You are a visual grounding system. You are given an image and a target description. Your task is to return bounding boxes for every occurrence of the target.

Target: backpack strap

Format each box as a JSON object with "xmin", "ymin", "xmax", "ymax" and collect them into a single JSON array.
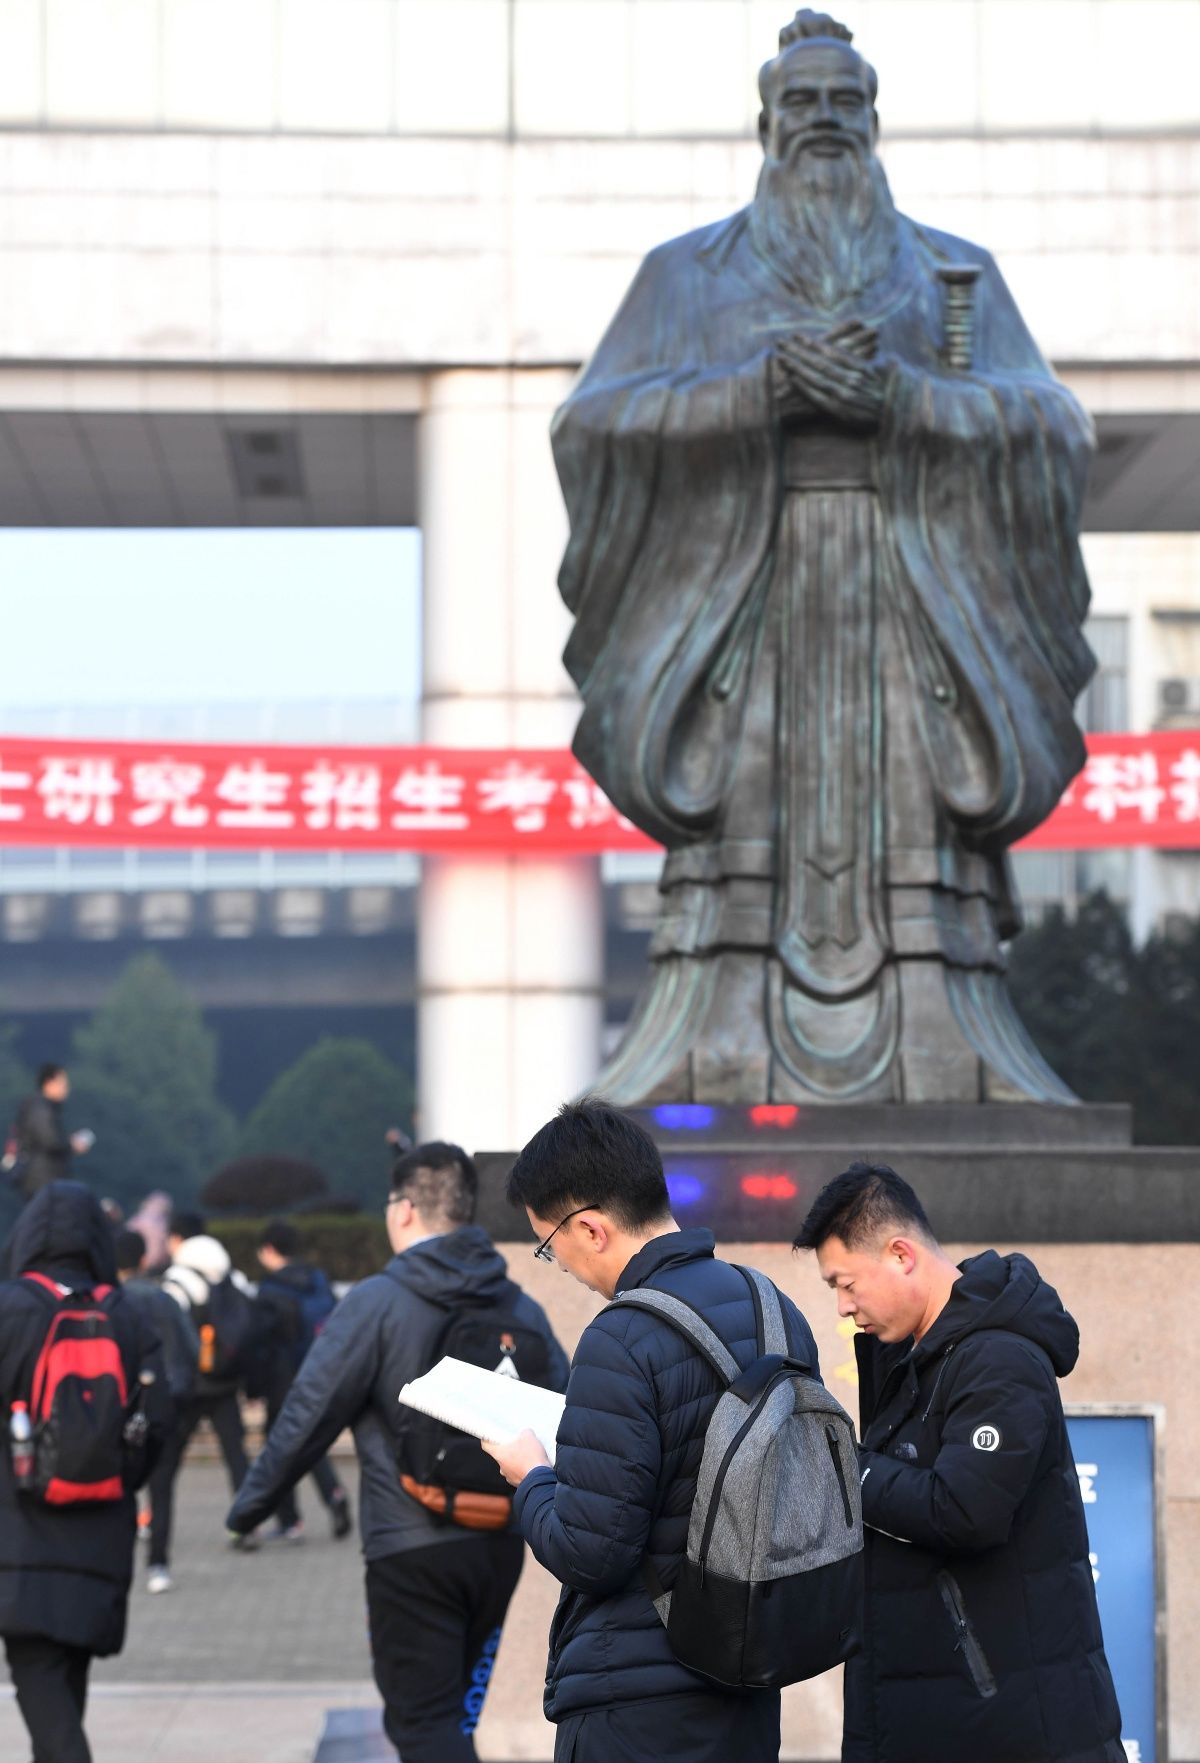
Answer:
[
  {"xmin": 604, "ymin": 1289, "xmax": 741, "ymax": 1385},
  {"xmin": 735, "ymin": 1265, "xmax": 800, "ymax": 1362}
]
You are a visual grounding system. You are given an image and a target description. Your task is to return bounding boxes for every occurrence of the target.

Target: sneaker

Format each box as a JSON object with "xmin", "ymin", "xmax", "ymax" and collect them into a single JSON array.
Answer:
[
  {"xmin": 147, "ymin": 1569, "xmax": 173, "ymax": 1595},
  {"xmin": 330, "ymin": 1492, "xmax": 353, "ymax": 1541},
  {"xmin": 264, "ymin": 1521, "xmax": 305, "ymax": 1544},
  {"xmin": 227, "ymin": 1529, "xmax": 260, "ymax": 1553}
]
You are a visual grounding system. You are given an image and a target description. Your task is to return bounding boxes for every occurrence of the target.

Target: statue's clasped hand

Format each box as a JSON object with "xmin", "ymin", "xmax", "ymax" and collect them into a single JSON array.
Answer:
[{"xmin": 774, "ymin": 319, "xmax": 888, "ymax": 430}]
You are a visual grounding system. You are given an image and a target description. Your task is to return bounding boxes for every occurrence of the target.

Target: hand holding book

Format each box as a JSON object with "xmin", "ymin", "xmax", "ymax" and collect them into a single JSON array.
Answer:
[{"xmin": 481, "ymin": 1428, "xmax": 551, "ymax": 1487}]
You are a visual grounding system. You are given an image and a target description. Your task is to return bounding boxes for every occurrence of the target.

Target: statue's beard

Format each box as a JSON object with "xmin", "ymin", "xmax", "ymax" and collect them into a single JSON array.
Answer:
[{"xmin": 750, "ymin": 141, "xmax": 900, "ymax": 311}]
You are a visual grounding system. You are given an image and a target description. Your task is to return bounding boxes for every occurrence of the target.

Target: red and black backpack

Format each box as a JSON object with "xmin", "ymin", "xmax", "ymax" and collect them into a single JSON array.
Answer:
[{"xmin": 19, "ymin": 1273, "xmax": 129, "ymax": 1505}]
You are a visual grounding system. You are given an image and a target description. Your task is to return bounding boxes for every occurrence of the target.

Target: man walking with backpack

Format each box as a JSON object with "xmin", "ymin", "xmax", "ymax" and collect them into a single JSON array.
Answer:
[
  {"xmin": 114, "ymin": 1228, "xmax": 200, "ymax": 1593},
  {"xmin": 486, "ymin": 1101, "xmax": 839, "ymax": 1763},
  {"xmin": 253, "ymin": 1219, "xmax": 351, "ymax": 1542},
  {"xmin": 226, "ymin": 1141, "xmax": 569, "ymax": 1763},
  {"xmin": 0, "ymin": 1182, "xmax": 170, "ymax": 1763},
  {"xmin": 794, "ymin": 1161, "xmax": 1124, "ymax": 1763},
  {"xmin": 158, "ymin": 1212, "xmax": 257, "ymax": 1568}
]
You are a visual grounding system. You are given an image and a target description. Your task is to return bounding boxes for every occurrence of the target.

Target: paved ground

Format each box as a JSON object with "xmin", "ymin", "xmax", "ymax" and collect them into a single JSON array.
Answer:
[
  {"xmin": 101, "ymin": 1456, "xmax": 372, "ymax": 1683},
  {"xmin": 0, "ymin": 1456, "xmax": 381, "ymax": 1762},
  {"xmin": 0, "ymin": 1452, "xmax": 564, "ymax": 1761}
]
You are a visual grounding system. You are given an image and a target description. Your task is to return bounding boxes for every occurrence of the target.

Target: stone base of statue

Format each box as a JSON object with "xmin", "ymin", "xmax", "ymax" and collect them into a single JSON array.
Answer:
[
  {"xmin": 476, "ymin": 1102, "xmax": 1199, "ymax": 1245},
  {"xmin": 593, "ymin": 949, "xmax": 1074, "ymax": 1108}
]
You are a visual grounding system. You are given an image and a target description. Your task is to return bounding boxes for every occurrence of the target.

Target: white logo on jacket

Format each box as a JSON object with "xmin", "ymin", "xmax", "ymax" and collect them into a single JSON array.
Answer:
[{"xmin": 972, "ymin": 1424, "xmax": 1001, "ymax": 1452}]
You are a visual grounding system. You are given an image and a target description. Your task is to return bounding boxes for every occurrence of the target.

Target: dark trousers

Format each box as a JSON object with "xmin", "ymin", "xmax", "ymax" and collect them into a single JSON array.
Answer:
[
  {"xmin": 265, "ymin": 1376, "xmax": 345, "ymax": 1529},
  {"xmin": 553, "ymin": 1688, "xmax": 782, "ymax": 1763},
  {"xmin": 4, "ymin": 1635, "xmax": 93, "ymax": 1763},
  {"xmin": 147, "ymin": 1389, "xmax": 249, "ymax": 1568},
  {"xmin": 365, "ymin": 1535, "xmax": 524, "ymax": 1763}
]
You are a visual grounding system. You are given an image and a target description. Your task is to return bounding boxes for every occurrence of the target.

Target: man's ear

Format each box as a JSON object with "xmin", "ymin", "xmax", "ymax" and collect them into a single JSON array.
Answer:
[
  {"xmin": 871, "ymin": 107, "xmax": 880, "ymax": 145},
  {"xmin": 888, "ymin": 1235, "xmax": 920, "ymax": 1275},
  {"xmin": 580, "ymin": 1213, "xmax": 610, "ymax": 1256},
  {"xmin": 757, "ymin": 108, "xmax": 769, "ymax": 147}
]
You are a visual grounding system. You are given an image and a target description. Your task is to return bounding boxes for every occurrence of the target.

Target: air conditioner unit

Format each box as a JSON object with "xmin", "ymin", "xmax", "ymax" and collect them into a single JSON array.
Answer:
[{"xmin": 1157, "ymin": 677, "xmax": 1200, "ymax": 716}]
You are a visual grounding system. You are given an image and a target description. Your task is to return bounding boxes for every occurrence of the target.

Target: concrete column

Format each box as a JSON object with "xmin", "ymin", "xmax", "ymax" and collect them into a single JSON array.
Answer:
[{"xmin": 417, "ymin": 368, "xmax": 603, "ymax": 1151}]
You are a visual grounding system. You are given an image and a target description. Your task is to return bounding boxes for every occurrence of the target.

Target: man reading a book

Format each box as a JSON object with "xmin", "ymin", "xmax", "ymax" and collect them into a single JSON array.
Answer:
[
  {"xmin": 486, "ymin": 1101, "xmax": 818, "ymax": 1763},
  {"xmin": 227, "ymin": 1141, "xmax": 568, "ymax": 1763}
]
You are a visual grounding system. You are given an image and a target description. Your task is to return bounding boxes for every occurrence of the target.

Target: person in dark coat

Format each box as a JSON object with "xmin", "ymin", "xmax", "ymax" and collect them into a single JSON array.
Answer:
[
  {"xmin": 12, "ymin": 1063, "xmax": 92, "ymax": 1200},
  {"xmin": 227, "ymin": 1142, "xmax": 570, "ymax": 1763},
  {"xmin": 253, "ymin": 1218, "xmax": 351, "ymax": 1542},
  {"xmin": 0, "ymin": 1183, "xmax": 170, "ymax": 1763},
  {"xmin": 486, "ymin": 1101, "xmax": 819, "ymax": 1763},
  {"xmin": 114, "ymin": 1227, "xmax": 199, "ymax": 1595},
  {"xmin": 794, "ymin": 1161, "xmax": 1125, "ymax": 1763}
]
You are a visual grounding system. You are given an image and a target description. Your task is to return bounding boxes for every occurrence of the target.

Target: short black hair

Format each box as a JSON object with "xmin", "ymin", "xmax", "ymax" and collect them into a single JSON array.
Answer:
[
  {"xmin": 506, "ymin": 1100, "xmax": 671, "ymax": 1231},
  {"xmin": 169, "ymin": 1209, "xmax": 206, "ymax": 1242},
  {"xmin": 259, "ymin": 1218, "xmax": 299, "ymax": 1258},
  {"xmin": 391, "ymin": 1141, "xmax": 477, "ymax": 1227},
  {"xmin": 37, "ymin": 1062, "xmax": 65, "ymax": 1090},
  {"xmin": 114, "ymin": 1228, "xmax": 146, "ymax": 1274},
  {"xmin": 793, "ymin": 1161, "xmax": 935, "ymax": 1253}
]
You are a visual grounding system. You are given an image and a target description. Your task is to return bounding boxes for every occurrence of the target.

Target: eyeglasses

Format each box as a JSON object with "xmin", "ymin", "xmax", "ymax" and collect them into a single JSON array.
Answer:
[{"xmin": 533, "ymin": 1205, "xmax": 597, "ymax": 1264}]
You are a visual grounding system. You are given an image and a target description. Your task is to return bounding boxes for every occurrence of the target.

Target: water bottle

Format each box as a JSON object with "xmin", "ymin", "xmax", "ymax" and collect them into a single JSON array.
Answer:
[
  {"xmin": 9, "ymin": 1401, "xmax": 34, "ymax": 1487},
  {"xmin": 123, "ymin": 1370, "xmax": 157, "ymax": 1447}
]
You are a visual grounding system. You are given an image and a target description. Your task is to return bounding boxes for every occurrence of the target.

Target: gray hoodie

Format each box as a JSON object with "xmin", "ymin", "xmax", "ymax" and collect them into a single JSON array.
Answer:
[{"xmin": 227, "ymin": 1224, "xmax": 570, "ymax": 1559}]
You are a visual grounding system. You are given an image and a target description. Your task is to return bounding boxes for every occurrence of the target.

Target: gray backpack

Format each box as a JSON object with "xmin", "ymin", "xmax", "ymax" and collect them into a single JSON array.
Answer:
[{"xmin": 606, "ymin": 1265, "xmax": 863, "ymax": 1689}]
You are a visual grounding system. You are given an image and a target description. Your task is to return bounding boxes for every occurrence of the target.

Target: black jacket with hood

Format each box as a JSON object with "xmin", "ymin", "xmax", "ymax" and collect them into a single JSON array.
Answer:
[
  {"xmin": 226, "ymin": 1225, "xmax": 570, "ymax": 1559},
  {"xmin": 0, "ymin": 1183, "xmax": 170, "ymax": 1655},
  {"xmin": 847, "ymin": 1249, "xmax": 1124, "ymax": 1763}
]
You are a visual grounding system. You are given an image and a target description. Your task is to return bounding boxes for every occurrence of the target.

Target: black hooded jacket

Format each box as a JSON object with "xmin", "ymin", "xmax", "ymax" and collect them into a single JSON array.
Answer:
[
  {"xmin": 226, "ymin": 1225, "xmax": 569, "ymax": 1559},
  {"xmin": 0, "ymin": 1183, "xmax": 170, "ymax": 1655},
  {"xmin": 846, "ymin": 1250, "xmax": 1124, "ymax": 1763}
]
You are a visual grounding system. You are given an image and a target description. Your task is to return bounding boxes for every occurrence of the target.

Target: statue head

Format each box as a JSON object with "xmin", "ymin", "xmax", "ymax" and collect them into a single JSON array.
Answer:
[
  {"xmin": 751, "ymin": 10, "xmax": 895, "ymax": 308},
  {"xmin": 758, "ymin": 11, "xmax": 879, "ymax": 173}
]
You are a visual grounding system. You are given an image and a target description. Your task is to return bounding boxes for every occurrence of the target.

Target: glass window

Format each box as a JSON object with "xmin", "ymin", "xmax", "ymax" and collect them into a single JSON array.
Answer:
[{"xmin": 1079, "ymin": 616, "xmax": 1129, "ymax": 733}]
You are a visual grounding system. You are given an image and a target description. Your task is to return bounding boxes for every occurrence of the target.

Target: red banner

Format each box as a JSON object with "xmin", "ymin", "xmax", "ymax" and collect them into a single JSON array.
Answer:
[{"xmin": 0, "ymin": 731, "xmax": 1196, "ymax": 853}]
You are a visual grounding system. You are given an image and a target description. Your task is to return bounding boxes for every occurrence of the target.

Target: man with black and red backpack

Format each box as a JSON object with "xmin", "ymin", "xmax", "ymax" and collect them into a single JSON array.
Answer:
[
  {"xmin": 0, "ymin": 1181, "xmax": 170, "ymax": 1763},
  {"xmin": 227, "ymin": 1141, "xmax": 569, "ymax": 1763}
]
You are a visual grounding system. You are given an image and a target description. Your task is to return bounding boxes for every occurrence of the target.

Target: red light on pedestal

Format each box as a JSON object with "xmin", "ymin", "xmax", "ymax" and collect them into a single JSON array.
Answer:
[
  {"xmin": 748, "ymin": 1105, "xmax": 799, "ymax": 1129},
  {"xmin": 740, "ymin": 1173, "xmax": 798, "ymax": 1201}
]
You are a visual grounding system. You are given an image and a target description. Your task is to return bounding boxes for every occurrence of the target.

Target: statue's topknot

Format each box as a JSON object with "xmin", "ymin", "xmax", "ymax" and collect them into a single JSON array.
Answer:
[{"xmin": 778, "ymin": 9, "xmax": 855, "ymax": 50}]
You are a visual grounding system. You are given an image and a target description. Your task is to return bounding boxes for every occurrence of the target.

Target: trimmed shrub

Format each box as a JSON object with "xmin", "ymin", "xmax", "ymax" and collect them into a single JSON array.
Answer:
[
  {"xmin": 202, "ymin": 1154, "xmax": 329, "ymax": 1215},
  {"xmin": 211, "ymin": 1212, "xmax": 390, "ymax": 1283}
]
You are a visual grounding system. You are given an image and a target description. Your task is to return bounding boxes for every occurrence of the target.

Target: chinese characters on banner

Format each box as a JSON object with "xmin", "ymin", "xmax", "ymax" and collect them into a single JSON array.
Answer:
[
  {"xmin": 0, "ymin": 732, "xmax": 1198, "ymax": 853},
  {"xmin": 0, "ymin": 739, "xmax": 650, "ymax": 853}
]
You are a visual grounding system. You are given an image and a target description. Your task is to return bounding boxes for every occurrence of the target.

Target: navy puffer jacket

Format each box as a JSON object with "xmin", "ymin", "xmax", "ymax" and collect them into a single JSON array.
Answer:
[{"xmin": 514, "ymin": 1228, "xmax": 820, "ymax": 1720}]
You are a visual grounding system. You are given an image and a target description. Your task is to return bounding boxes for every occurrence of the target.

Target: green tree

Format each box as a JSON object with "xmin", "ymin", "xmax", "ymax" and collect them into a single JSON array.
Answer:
[
  {"xmin": 238, "ymin": 1037, "xmax": 413, "ymax": 1207},
  {"xmin": 69, "ymin": 953, "xmax": 235, "ymax": 1214},
  {"xmin": 0, "ymin": 1023, "xmax": 31, "ymax": 1145},
  {"xmin": 1009, "ymin": 891, "xmax": 1200, "ymax": 1144}
]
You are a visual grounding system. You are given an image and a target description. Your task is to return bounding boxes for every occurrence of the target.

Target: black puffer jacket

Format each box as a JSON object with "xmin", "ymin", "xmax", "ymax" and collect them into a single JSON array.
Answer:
[
  {"xmin": 514, "ymin": 1228, "xmax": 820, "ymax": 1721},
  {"xmin": 848, "ymin": 1250, "xmax": 1124, "ymax": 1763},
  {"xmin": 228, "ymin": 1225, "xmax": 569, "ymax": 1559},
  {"xmin": 0, "ymin": 1184, "xmax": 170, "ymax": 1655}
]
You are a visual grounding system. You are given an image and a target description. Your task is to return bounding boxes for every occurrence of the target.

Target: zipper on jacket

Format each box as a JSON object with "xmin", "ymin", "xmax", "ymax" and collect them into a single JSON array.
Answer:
[
  {"xmin": 825, "ymin": 1424, "xmax": 853, "ymax": 1526},
  {"xmin": 920, "ymin": 1342, "xmax": 956, "ymax": 1424},
  {"xmin": 936, "ymin": 1569, "xmax": 997, "ymax": 1700}
]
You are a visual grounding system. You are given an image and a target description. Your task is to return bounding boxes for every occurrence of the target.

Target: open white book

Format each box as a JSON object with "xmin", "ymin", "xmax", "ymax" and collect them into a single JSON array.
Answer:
[{"xmin": 398, "ymin": 1356, "xmax": 566, "ymax": 1464}]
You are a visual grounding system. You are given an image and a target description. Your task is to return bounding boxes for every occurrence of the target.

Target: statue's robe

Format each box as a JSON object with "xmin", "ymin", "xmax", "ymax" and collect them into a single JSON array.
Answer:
[{"xmin": 553, "ymin": 205, "xmax": 1095, "ymax": 1103}]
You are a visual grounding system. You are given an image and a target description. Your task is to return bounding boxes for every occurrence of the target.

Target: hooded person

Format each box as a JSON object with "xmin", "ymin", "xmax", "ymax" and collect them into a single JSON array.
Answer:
[
  {"xmin": 226, "ymin": 1141, "xmax": 569, "ymax": 1763},
  {"xmin": 795, "ymin": 1162, "xmax": 1124, "ymax": 1763},
  {"xmin": 0, "ymin": 1183, "xmax": 170, "ymax": 1763}
]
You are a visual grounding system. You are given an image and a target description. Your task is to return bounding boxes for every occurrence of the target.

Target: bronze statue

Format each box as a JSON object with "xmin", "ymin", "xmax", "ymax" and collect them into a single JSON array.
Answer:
[{"xmin": 554, "ymin": 10, "xmax": 1096, "ymax": 1107}]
